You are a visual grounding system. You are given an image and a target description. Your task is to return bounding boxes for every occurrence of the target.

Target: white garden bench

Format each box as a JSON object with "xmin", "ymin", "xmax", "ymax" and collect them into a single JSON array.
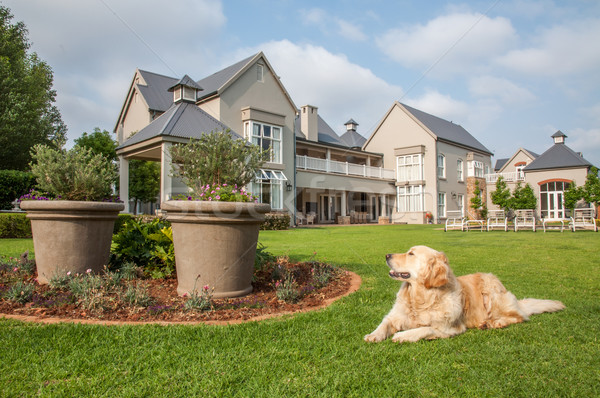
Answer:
[
  {"xmin": 444, "ymin": 210, "xmax": 465, "ymax": 232},
  {"xmin": 514, "ymin": 209, "xmax": 536, "ymax": 232},
  {"xmin": 569, "ymin": 208, "xmax": 598, "ymax": 232},
  {"xmin": 487, "ymin": 210, "xmax": 508, "ymax": 232}
]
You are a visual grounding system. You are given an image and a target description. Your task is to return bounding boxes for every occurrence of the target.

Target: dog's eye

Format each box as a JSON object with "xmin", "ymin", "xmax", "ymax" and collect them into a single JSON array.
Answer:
[{"xmin": 408, "ymin": 251, "xmax": 414, "ymax": 256}]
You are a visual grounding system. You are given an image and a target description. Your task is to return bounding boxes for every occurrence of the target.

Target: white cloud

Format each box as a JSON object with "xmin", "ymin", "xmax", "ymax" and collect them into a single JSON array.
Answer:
[
  {"xmin": 300, "ymin": 8, "xmax": 367, "ymax": 42},
  {"xmin": 468, "ymin": 75, "xmax": 536, "ymax": 103},
  {"xmin": 497, "ymin": 19, "xmax": 600, "ymax": 77},
  {"xmin": 567, "ymin": 128, "xmax": 600, "ymax": 166},
  {"xmin": 376, "ymin": 12, "xmax": 517, "ymax": 77},
  {"xmin": 234, "ymin": 40, "xmax": 402, "ymax": 135},
  {"xmin": 405, "ymin": 90, "xmax": 471, "ymax": 122}
]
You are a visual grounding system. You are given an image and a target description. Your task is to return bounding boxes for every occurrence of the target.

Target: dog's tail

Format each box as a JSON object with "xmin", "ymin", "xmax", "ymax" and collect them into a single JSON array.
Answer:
[{"xmin": 518, "ymin": 298, "xmax": 565, "ymax": 317}]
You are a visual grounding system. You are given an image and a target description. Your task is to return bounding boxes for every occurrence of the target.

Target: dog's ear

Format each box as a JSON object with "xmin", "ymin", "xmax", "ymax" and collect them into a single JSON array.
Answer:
[{"xmin": 424, "ymin": 252, "xmax": 449, "ymax": 288}]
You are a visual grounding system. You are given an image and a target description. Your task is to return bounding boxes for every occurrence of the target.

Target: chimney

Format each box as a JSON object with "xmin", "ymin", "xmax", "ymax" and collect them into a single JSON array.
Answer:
[{"xmin": 301, "ymin": 105, "xmax": 318, "ymax": 142}]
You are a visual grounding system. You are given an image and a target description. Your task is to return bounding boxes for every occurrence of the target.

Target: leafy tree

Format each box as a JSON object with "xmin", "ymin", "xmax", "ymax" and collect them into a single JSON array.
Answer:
[
  {"xmin": 582, "ymin": 167, "xmax": 600, "ymax": 206},
  {"xmin": 0, "ymin": 6, "xmax": 67, "ymax": 170},
  {"xmin": 170, "ymin": 130, "xmax": 268, "ymax": 193},
  {"xmin": 469, "ymin": 180, "xmax": 487, "ymax": 219},
  {"xmin": 74, "ymin": 128, "xmax": 117, "ymax": 161},
  {"xmin": 129, "ymin": 160, "xmax": 160, "ymax": 214},
  {"xmin": 490, "ymin": 176, "xmax": 511, "ymax": 211},
  {"xmin": 510, "ymin": 182, "xmax": 537, "ymax": 210},
  {"xmin": 563, "ymin": 182, "xmax": 584, "ymax": 211}
]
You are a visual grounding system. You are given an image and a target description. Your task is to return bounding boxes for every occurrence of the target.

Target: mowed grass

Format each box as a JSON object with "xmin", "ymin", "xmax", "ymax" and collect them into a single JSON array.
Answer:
[{"xmin": 1, "ymin": 225, "xmax": 599, "ymax": 397}]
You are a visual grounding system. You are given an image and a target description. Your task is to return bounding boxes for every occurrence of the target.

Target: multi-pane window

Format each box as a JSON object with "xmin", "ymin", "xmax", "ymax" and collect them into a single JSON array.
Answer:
[
  {"xmin": 397, "ymin": 185, "xmax": 423, "ymax": 212},
  {"xmin": 474, "ymin": 161, "xmax": 484, "ymax": 177},
  {"xmin": 540, "ymin": 181, "xmax": 571, "ymax": 219},
  {"xmin": 249, "ymin": 169, "xmax": 287, "ymax": 210},
  {"xmin": 437, "ymin": 154, "xmax": 446, "ymax": 178},
  {"xmin": 396, "ymin": 154, "xmax": 423, "ymax": 181},
  {"xmin": 438, "ymin": 192, "xmax": 446, "ymax": 218},
  {"xmin": 457, "ymin": 159, "xmax": 464, "ymax": 181},
  {"xmin": 244, "ymin": 121, "xmax": 282, "ymax": 163},
  {"xmin": 457, "ymin": 194, "xmax": 464, "ymax": 216}
]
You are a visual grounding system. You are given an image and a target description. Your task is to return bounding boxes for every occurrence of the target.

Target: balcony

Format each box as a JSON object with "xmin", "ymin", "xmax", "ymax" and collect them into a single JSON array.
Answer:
[
  {"xmin": 485, "ymin": 171, "xmax": 525, "ymax": 183},
  {"xmin": 296, "ymin": 155, "xmax": 395, "ymax": 180}
]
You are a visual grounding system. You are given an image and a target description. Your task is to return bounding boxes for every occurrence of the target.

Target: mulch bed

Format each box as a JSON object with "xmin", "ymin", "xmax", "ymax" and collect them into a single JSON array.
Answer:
[{"xmin": 0, "ymin": 260, "xmax": 361, "ymax": 326}]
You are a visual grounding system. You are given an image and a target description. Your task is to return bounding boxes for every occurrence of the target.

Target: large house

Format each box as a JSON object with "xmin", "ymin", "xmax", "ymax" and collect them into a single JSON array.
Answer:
[
  {"xmin": 114, "ymin": 52, "xmax": 495, "ymax": 225},
  {"xmin": 486, "ymin": 131, "xmax": 595, "ymax": 220}
]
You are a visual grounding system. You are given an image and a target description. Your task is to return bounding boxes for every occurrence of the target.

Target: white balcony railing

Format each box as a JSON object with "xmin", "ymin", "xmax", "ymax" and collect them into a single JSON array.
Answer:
[
  {"xmin": 485, "ymin": 171, "xmax": 525, "ymax": 183},
  {"xmin": 296, "ymin": 155, "xmax": 395, "ymax": 180}
]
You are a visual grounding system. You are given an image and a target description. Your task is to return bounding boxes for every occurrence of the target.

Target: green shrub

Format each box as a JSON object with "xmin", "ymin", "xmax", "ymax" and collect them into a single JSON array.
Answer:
[
  {"xmin": 0, "ymin": 170, "xmax": 36, "ymax": 210},
  {"xmin": 260, "ymin": 213, "xmax": 290, "ymax": 230},
  {"xmin": 113, "ymin": 213, "xmax": 134, "ymax": 234},
  {"xmin": 0, "ymin": 214, "xmax": 32, "ymax": 238},
  {"xmin": 110, "ymin": 217, "xmax": 175, "ymax": 279},
  {"xmin": 29, "ymin": 144, "xmax": 117, "ymax": 201}
]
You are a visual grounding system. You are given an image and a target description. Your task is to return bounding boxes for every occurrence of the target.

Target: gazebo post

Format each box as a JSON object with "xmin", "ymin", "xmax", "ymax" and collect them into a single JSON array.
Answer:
[
  {"xmin": 119, "ymin": 155, "xmax": 129, "ymax": 213},
  {"xmin": 160, "ymin": 142, "xmax": 173, "ymax": 204}
]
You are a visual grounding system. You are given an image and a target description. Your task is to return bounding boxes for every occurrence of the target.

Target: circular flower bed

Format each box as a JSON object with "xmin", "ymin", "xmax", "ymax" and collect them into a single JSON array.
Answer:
[{"xmin": 0, "ymin": 253, "xmax": 359, "ymax": 324}]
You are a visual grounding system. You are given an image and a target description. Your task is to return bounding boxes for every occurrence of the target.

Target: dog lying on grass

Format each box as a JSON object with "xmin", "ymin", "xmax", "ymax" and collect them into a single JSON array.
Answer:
[{"xmin": 364, "ymin": 245, "xmax": 565, "ymax": 344}]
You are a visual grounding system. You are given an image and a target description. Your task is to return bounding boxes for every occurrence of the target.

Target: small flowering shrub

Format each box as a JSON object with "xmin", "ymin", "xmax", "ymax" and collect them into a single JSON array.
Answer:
[
  {"xmin": 26, "ymin": 144, "xmax": 118, "ymax": 201},
  {"xmin": 184, "ymin": 282, "xmax": 214, "ymax": 312},
  {"xmin": 4, "ymin": 280, "xmax": 35, "ymax": 304},
  {"xmin": 173, "ymin": 183, "xmax": 256, "ymax": 203},
  {"xmin": 275, "ymin": 272, "xmax": 300, "ymax": 303}
]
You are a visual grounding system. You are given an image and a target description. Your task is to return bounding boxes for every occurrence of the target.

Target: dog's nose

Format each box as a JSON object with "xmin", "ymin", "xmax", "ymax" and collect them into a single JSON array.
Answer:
[{"xmin": 386, "ymin": 253, "xmax": 392, "ymax": 260}]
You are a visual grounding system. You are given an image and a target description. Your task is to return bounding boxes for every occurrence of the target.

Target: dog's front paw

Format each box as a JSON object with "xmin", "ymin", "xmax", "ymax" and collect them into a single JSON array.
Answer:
[{"xmin": 364, "ymin": 332, "xmax": 386, "ymax": 343}]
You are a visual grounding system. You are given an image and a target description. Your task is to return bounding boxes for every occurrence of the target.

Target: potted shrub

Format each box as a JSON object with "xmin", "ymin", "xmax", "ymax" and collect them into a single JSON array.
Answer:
[
  {"xmin": 19, "ymin": 144, "xmax": 123, "ymax": 284},
  {"xmin": 163, "ymin": 130, "xmax": 271, "ymax": 298}
]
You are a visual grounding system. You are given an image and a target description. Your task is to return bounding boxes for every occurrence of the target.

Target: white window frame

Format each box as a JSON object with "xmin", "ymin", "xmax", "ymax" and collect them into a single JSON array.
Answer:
[
  {"xmin": 438, "ymin": 192, "xmax": 446, "ymax": 218},
  {"xmin": 182, "ymin": 86, "xmax": 196, "ymax": 101},
  {"xmin": 437, "ymin": 154, "xmax": 446, "ymax": 179},
  {"xmin": 249, "ymin": 169, "xmax": 287, "ymax": 210},
  {"xmin": 474, "ymin": 161, "xmax": 484, "ymax": 178},
  {"xmin": 457, "ymin": 159, "xmax": 464, "ymax": 182},
  {"xmin": 244, "ymin": 121, "xmax": 282, "ymax": 163},
  {"xmin": 396, "ymin": 154, "xmax": 423, "ymax": 182},
  {"xmin": 397, "ymin": 185, "xmax": 423, "ymax": 212},
  {"xmin": 457, "ymin": 194, "xmax": 464, "ymax": 217},
  {"xmin": 257, "ymin": 64, "xmax": 264, "ymax": 82}
]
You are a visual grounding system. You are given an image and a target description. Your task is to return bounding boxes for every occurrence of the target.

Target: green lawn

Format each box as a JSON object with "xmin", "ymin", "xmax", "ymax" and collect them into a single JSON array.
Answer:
[{"xmin": 1, "ymin": 225, "xmax": 599, "ymax": 397}]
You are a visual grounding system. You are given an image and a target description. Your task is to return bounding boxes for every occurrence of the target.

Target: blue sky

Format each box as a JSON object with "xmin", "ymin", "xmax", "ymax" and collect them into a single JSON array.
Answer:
[{"xmin": 4, "ymin": 0, "xmax": 600, "ymax": 166}]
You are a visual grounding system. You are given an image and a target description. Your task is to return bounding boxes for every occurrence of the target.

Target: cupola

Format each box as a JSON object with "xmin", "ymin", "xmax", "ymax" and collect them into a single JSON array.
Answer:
[
  {"xmin": 344, "ymin": 118, "xmax": 359, "ymax": 132},
  {"xmin": 552, "ymin": 130, "xmax": 566, "ymax": 144},
  {"xmin": 168, "ymin": 75, "xmax": 203, "ymax": 104}
]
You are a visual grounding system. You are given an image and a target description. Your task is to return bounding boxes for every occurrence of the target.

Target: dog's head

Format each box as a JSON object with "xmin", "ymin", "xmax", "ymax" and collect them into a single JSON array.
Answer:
[{"xmin": 385, "ymin": 246, "xmax": 450, "ymax": 288}]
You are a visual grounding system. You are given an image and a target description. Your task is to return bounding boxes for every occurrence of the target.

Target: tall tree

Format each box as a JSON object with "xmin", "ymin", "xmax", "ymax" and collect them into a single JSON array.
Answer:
[
  {"xmin": 510, "ymin": 183, "xmax": 537, "ymax": 210},
  {"xmin": 129, "ymin": 160, "xmax": 160, "ymax": 214},
  {"xmin": 74, "ymin": 128, "xmax": 117, "ymax": 161},
  {"xmin": 582, "ymin": 167, "xmax": 600, "ymax": 207},
  {"xmin": 490, "ymin": 176, "xmax": 511, "ymax": 212},
  {"xmin": 0, "ymin": 5, "xmax": 67, "ymax": 170}
]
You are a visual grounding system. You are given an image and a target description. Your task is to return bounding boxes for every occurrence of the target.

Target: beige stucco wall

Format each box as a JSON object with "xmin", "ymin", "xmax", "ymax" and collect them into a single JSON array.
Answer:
[
  {"xmin": 215, "ymin": 56, "xmax": 297, "ymax": 214},
  {"xmin": 500, "ymin": 150, "xmax": 535, "ymax": 173},
  {"xmin": 525, "ymin": 167, "xmax": 589, "ymax": 211}
]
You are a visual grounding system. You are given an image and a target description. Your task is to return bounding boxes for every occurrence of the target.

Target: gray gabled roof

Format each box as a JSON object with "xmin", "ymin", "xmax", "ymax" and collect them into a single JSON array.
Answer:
[
  {"xmin": 340, "ymin": 129, "xmax": 367, "ymax": 148},
  {"xmin": 401, "ymin": 103, "xmax": 493, "ymax": 155},
  {"xmin": 137, "ymin": 70, "xmax": 178, "ymax": 112},
  {"xmin": 169, "ymin": 75, "xmax": 203, "ymax": 91},
  {"xmin": 494, "ymin": 158, "xmax": 509, "ymax": 171},
  {"xmin": 196, "ymin": 54, "xmax": 258, "ymax": 100},
  {"xmin": 117, "ymin": 102, "xmax": 238, "ymax": 150},
  {"xmin": 523, "ymin": 141, "xmax": 593, "ymax": 171},
  {"xmin": 295, "ymin": 115, "xmax": 345, "ymax": 146}
]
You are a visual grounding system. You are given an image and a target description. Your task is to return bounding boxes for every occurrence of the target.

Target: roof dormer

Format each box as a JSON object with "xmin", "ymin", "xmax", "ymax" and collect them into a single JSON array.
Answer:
[{"xmin": 168, "ymin": 75, "xmax": 203, "ymax": 104}]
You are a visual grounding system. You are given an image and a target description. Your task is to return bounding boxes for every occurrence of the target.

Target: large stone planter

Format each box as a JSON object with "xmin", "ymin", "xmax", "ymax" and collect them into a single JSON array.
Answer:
[
  {"xmin": 162, "ymin": 200, "xmax": 271, "ymax": 298},
  {"xmin": 19, "ymin": 201, "xmax": 124, "ymax": 284}
]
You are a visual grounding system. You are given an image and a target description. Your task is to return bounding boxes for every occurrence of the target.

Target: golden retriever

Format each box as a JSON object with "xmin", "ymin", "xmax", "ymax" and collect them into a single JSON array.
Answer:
[{"xmin": 364, "ymin": 246, "xmax": 565, "ymax": 343}]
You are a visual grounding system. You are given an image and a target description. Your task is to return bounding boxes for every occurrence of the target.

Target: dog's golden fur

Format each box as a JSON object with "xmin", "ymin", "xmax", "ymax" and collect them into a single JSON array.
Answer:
[{"xmin": 364, "ymin": 246, "xmax": 565, "ymax": 343}]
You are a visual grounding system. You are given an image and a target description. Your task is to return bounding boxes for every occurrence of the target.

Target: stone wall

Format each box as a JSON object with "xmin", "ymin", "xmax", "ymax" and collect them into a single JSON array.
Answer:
[{"xmin": 466, "ymin": 177, "xmax": 487, "ymax": 219}]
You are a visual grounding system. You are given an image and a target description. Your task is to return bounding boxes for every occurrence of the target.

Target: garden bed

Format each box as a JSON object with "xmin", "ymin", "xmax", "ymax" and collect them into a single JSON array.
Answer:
[{"xmin": 0, "ymin": 254, "xmax": 359, "ymax": 325}]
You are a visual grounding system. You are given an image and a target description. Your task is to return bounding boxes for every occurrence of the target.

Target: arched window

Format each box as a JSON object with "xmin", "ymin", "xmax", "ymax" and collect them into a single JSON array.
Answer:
[{"xmin": 540, "ymin": 180, "xmax": 571, "ymax": 219}]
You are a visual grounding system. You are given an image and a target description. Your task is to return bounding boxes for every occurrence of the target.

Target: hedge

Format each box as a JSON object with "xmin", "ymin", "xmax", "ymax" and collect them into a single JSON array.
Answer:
[
  {"xmin": 0, "ymin": 213, "xmax": 32, "ymax": 238},
  {"xmin": 0, "ymin": 170, "xmax": 37, "ymax": 210},
  {"xmin": 260, "ymin": 212, "xmax": 291, "ymax": 230}
]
